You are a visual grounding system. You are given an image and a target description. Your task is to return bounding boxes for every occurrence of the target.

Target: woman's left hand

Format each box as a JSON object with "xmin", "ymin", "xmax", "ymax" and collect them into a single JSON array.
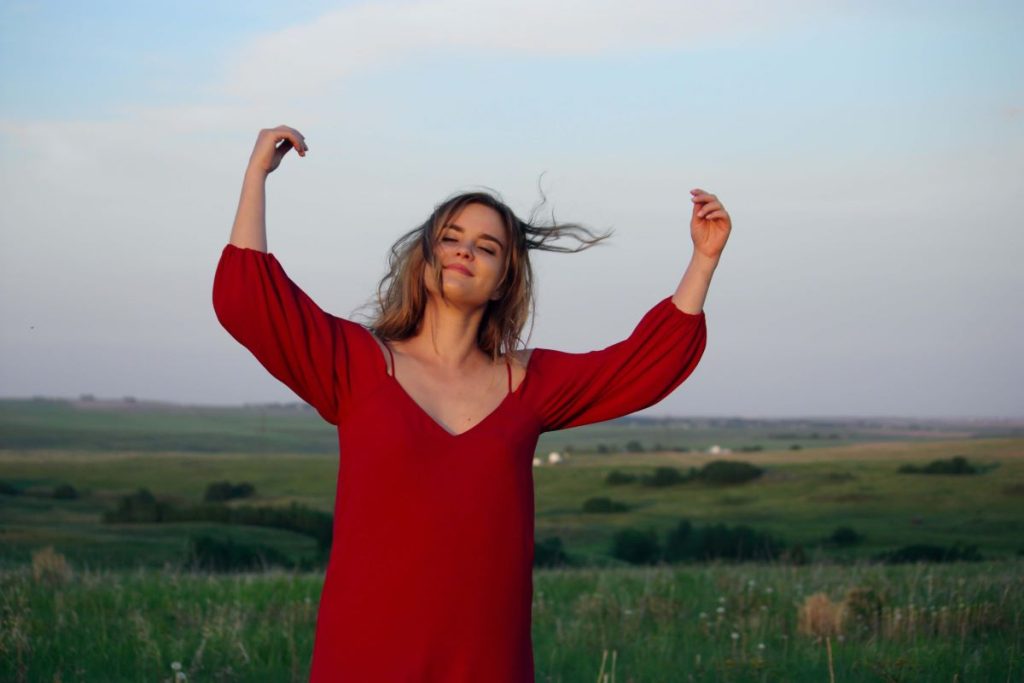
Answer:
[{"xmin": 690, "ymin": 188, "xmax": 732, "ymax": 261}]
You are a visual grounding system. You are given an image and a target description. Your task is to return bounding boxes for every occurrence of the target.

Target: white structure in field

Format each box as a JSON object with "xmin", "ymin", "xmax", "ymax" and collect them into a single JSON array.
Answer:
[
  {"xmin": 547, "ymin": 451, "xmax": 562, "ymax": 464},
  {"xmin": 532, "ymin": 457, "xmax": 542, "ymax": 467},
  {"xmin": 707, "ymin": 444, "xmax": 733, "ymax": 454}
]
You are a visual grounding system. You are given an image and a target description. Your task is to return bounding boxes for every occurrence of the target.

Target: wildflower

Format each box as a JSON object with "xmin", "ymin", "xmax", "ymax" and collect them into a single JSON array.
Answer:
[
  {"xmin": 716, "ymin": 606, "xmax": 725, "ymax": 615},
  {"xmin": 765, "ymin": 587, "xmax": 774, "ymax": 594},
  {"xmin": 730, "ymin": 632, "xmax": 739, "ymax": 641},
  {"xmin": 757, "ymin": 642, "xmax": 765, "ymax": 651},
  {"xmin": 170, "ymin": 662, "xmax": 187, "ymax": 682},
  {"xmin": 699, "ymin": 611, "xmax": 708, "ymax": 620},
  {"xmin": 718, "ymin": 596, "xmax": 726, "ymax": 604}
]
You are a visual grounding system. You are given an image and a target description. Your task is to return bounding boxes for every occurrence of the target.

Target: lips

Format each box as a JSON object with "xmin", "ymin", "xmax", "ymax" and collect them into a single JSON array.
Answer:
[{"xmin": 444, "ymin": 264, "xmax": 473, "ymax": 276}]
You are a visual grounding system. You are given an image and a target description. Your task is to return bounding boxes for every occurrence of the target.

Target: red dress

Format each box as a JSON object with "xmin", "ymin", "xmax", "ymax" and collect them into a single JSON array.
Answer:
[{"xmin": 212, "ymin": 243, "xmax": 707, "ymax": 682}]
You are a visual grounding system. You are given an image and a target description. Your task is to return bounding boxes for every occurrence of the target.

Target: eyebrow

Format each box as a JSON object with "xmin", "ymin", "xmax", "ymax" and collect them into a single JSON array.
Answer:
[{"xmin": 443, "ymin": 223, "xmax": 506, "ymax": 251}]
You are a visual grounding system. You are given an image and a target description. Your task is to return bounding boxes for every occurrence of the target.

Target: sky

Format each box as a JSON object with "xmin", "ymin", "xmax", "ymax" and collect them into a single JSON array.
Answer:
[{"xmin": 0, "ymin": 0, "xmax": 1021, "ymax": 420}]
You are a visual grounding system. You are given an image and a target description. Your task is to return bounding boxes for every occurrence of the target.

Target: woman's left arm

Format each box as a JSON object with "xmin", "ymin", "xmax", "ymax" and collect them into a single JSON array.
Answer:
[{"xmin": 672, "ymin": 187, "xmax": 732, "ymax": 315}]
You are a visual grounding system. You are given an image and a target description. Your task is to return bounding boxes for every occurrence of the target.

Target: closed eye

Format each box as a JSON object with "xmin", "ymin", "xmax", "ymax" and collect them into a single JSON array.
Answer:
[{"xmin": 442, "ymin": 236, "xmax": 496, "ymax": 255}]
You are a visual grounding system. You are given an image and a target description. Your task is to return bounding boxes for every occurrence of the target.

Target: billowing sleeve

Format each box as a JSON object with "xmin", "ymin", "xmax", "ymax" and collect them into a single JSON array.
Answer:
[
  {"xmin": 212, "ymin": 243, "xmax": 349, "ymax": 426},
  {"xmin": 532, "ymin": 296, "xmax": 707, "ymax": 432}
]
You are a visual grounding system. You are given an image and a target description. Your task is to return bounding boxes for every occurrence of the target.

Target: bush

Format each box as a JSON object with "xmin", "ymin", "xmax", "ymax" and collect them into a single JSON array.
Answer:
[
  {"xmin": 534, "ymin": 536, "xmax": 570, "ymax": 568},
  {"xmin": 625, "ymin": 440, "xmax": 645, "ymax": 453},
  {"xmin": 876, "ymin": 542, "xmax": 983, "ymax": 564},
  {"xmin": 184, "ymin": 535, "xmax": 294, "ymax": 572},
  {"xmin": 697, "ymin": 460, "xmax": 763, "ymax": 485},
  {"xmin": 103, "ymin": 493, "xmax": 333, "ymax": 553},
  {"xmin": 611, "ymin": 527, "xmax": 661, "ymax": 565},
  {"xmin": 641, "ymin": 466, "xmax": 689, "ymax": 487},
  {"xmin": 827, "ymin": 526, "xmax": 864, "ymax": 546},
  {"xmin": 663, "ymin": 519, "xmax": 784, "ymax": 562},
  {"xmin": 103, "ymin": 488, "xmax": 174, "ymax": 523},
  {"xmin": 605, "ymin": 470, "xmax": 637, "ymax": 485},
  {"xmin": 0, "ymin": 480, "xmax": 21, "ymax": 496},
  {"xmin": 204, "ymin": 480, "xmax": 256, "ymax": 502},
  {"xmin": 898, "ymin": 456, "xmax": 979, "ymax": 475},
  {"xmin": 53, "ymin": 483, "xmax": 79, "ymax": 500},
  {"xmin": 582, "ymin": 497, "xmax": 629, "ymax": 513}
]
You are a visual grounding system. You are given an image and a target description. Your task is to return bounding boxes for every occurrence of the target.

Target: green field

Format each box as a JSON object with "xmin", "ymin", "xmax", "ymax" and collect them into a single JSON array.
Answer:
[
  {"xmin": 3, "ymin": 561, "xmax": 1020, "ymax": 682},
  {"xmin": 2, "ymin": 434, "xmax": 1022, "ymax": 569},
  {"xmin": 1, "ymin": 399, "xmax": 1022, "ymax": 680}
]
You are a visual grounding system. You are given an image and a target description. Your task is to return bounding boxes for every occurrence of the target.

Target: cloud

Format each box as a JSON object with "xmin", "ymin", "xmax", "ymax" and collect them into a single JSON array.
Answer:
[{"xmin": 219, "ymin": 0, "xmax": 835, "ymax": 101}]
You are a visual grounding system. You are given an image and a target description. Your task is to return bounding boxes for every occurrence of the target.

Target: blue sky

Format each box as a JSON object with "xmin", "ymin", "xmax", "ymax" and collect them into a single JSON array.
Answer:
[{"xmin": 1, "ymin": 1, "xmax": 1021, "ymax": 418}]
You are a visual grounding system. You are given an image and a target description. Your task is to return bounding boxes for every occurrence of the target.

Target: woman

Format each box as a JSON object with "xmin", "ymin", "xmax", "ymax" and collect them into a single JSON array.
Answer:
[{"xmin": 213, "ymin": 125, "xmax": 730, "ymax": 681}]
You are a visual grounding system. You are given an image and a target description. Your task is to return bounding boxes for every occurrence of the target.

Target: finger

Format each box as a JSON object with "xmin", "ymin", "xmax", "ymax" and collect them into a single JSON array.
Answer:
[
  {"xmin": 703, "ymin": 210, "xmax": 728, "ymax": 221},
  {"xmin": 696, "ymin": 201, "xmax": 722, "ymax": 217},
  {"xmin": 282, "ymin": 134, "xmax": 304, "ymax": 156},
  {"xmin": 284, "ymin": 126, "xmax": 307, "ymax": 151}
]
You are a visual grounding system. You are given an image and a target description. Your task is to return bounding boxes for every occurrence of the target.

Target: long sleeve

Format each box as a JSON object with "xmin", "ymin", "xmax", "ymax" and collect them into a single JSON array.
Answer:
[
  {"xmin": 531, "ymin": 296, "xmax": 707, "ymax": 432},
  {"xmin": 212, "ymin": 243, "xmax": 349, "ymax": 426}
]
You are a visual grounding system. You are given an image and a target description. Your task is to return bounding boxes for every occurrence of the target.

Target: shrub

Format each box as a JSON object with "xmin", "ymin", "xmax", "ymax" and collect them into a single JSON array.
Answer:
[
  {"xmin": 582, "ymin": 496, "xmax": 629, "ymax": 513},
  {"xmin": 53, "ymin": 483, "xmax": 79, "ymax": 500},
  {"xmin": 0, "ymin": 480, "xmax": 21, "ymax": 496},
  {"xmin": 103, "ymin": 488, "xmax": 174, "ymax": 523},
  {"xmin": 899, "ymin": 455, "xmax": 979, "ymax": 475},
  {"xmin": 876, "ymin": 542, "xmax": 982, "ymax": 564},
  {"xmin": 827, "ymin": 526, "xmax": 864, "ymax": 546},
  {"xmin": 625, "ymin": 440, "xmax": 644, "ymax": 453},
  {"xmin": 697, "ymin": 460, "xmax": 763, "ymax": 485},
  {"xmin": 611, "ymin": 527, "xmax": 661, "ymax": 565},
  {"xmin": 641, "ymin": 466, "xmax": 689, "ymax": 487},
  {"xmin": 103, "ymin": 495, "xmax": 334, "ymax": 553},
  {"xmin": 663, "ymin": 519, "xmax": 784, "ymax": 563},
  {"xmin": 605, "ymin": 470, "xmax": 637, "ymax": 485},
  {"xmin": 184, "ymin": 535, "xmax": 293, "ymax": 572},
  {"xmin": 204, "ymin": 480, "xmax": 256, "ymax": 502},
  {"xmin": 534, "ymin": 536, "xmax": 570, "ymax": 568}
]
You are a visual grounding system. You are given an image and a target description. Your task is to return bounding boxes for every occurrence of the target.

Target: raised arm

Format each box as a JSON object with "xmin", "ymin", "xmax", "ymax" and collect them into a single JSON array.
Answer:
[
  {"xmin": 529, "ymin": 186, "xmax": 731, "ymax": 432},
  {"xmin": 229, "ymin": 126, "xmax": 309, "ymax": 253},
  {"xmin": 213, "ymin": 126, "xmax": 353, "ymax": 426},
  {"xmin": 672, "ymin": 187, "xmax": 731, "ymax": 314}
]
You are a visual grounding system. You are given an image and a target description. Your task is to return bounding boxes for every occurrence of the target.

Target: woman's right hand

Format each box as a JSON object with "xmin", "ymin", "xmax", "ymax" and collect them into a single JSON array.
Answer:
[{"xmin": 247, "ymin": 125, "xmax": 309, "ymax": 175}]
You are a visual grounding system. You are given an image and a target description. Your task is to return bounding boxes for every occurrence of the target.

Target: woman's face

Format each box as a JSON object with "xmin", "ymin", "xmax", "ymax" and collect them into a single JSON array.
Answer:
[{"xmin": 424, "ymin": 202, "xmax": 509, "ymax": 308}]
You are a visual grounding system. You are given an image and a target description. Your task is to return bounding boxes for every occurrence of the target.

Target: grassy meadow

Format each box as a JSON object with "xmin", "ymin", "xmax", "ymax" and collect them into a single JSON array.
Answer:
[
  {"xmin": 3, "ymin": 559, "xmax": 1021, "ymax": 682},
  {"xmin": 1, "ymin": 398, "xmax": 1022, "ymax": 680}
]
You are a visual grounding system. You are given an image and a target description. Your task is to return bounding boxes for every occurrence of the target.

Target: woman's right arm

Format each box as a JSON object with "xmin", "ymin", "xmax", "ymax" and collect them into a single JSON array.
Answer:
[
  {"xmin": 215, "ymin": 126, "xmax": 350, "ymax": 425},
  {"xmin": 229, "ymin": 126, "xmax": 309, "ymax": 253}
]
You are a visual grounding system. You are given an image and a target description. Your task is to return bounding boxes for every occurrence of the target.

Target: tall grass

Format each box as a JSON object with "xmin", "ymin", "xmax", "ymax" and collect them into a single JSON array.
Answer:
[{"xmin": 2, "ymin": 549, "xmax": 1019, "ymax": 682}]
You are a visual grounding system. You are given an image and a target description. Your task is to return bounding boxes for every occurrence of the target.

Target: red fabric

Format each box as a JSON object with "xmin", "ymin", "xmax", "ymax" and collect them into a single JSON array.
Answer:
[{"xmin": 212, "ymin": 243, "xmax": 708, "ymax": 682}]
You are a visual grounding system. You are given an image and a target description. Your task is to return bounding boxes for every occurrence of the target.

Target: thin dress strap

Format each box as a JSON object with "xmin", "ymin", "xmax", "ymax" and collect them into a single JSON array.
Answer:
[
  {"xmin": 506, "ymin": 358, "xmax": 512, "ymax": 394},
  {"xmin": 385, "ymin": 342, "xmax": 396, "ymax": 378}
]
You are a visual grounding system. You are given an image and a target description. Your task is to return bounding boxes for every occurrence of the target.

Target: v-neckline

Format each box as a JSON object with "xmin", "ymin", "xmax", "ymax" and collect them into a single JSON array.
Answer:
[{"xmin": 364, "ymin": 327, "xmax": 539, "ymax": 439}]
